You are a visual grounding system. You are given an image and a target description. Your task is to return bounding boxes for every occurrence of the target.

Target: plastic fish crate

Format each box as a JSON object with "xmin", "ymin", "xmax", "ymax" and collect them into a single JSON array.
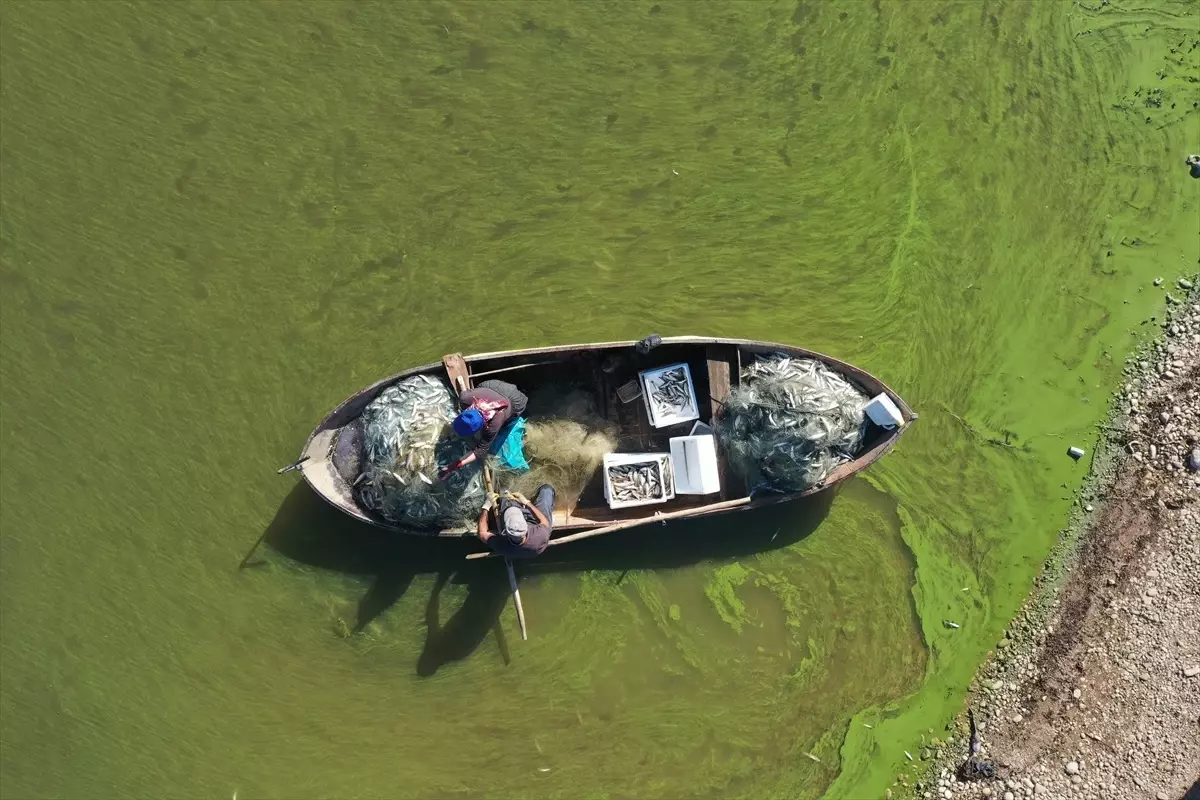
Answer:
[
  {"xmin": 639, "ymin": 363, "xmax": 700, "ymax": 429},
  {"xmin": 602, "ymin": 452, "xmax": 675, "ymax": 510}
]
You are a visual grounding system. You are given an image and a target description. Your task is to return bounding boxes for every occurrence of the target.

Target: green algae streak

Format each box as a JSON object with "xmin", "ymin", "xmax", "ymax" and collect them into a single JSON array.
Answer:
[{"xmin": 1, "ymin": 1, "xmax": 1196, "ymax": 799}]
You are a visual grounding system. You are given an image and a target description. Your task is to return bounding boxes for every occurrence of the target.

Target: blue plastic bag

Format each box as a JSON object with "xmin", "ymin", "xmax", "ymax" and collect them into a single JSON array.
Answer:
[{"xmin": 490, "ymin": 417, "xmax": 530, "ymax": 472}]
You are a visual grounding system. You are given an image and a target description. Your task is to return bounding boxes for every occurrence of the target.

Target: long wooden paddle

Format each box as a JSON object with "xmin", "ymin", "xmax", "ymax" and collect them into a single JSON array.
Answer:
[
  {"xmin": 453, "ymin": 352, "xmax": 531, "ymax": 642},
  {"xmin": 464, "ymin": 496, "xmax": 753, "ymax": 560}
]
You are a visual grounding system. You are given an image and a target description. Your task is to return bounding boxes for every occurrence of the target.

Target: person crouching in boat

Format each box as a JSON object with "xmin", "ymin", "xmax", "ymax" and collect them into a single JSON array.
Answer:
[
  {"xmin": 437, "ymin": 379, "xmax": 529, "ymax": 480},
  {"xmin": 477, "ymin": 486, "xmax": 556, "ymax": 558}
]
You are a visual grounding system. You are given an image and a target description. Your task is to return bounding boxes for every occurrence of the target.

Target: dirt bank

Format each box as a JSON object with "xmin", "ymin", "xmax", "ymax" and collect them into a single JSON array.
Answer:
[{"xmin": 912, "ymin": 278, "xmax": 1200, "ymax": 800}]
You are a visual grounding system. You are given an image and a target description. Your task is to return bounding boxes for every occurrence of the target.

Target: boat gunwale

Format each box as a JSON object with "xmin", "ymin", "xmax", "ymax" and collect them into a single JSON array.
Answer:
[{"xmin": 297, "ymin": 336, "xmax": 916, "ymax": 537}]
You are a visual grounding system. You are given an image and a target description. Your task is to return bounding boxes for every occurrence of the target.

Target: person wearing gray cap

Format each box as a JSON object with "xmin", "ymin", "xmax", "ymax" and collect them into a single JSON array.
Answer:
[{"xmin": 477, "ymin": 485, "xmax": 556, "ymax": 558}]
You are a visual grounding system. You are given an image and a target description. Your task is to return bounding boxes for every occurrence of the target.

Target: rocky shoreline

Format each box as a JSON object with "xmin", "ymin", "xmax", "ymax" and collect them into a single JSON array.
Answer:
[{"xmin": 909, "ymin": 276, "xmax": 1200, "ymax": 800}]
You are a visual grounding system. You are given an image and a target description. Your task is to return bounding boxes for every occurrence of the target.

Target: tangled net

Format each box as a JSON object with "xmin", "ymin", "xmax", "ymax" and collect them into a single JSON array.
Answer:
[
  {"xmin": 355, "ymin": 375, "xmax": 485, "ymax": 530},
  {"xmin": 496, "ymin": 419, "xmax": 617, "ymax": 509},
  {"xmin": 716, "ymin": 355, "xmax": 868, "ymax": 492},
  {"xmin": 493, "ymin": 385, "xmax": 617, "ymax": 512}
]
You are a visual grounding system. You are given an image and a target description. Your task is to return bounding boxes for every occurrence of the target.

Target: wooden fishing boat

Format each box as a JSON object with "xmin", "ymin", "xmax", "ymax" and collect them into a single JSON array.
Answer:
[{"xmin": 289, "ymin": 336, "xmax": 916, "ymax": 547}]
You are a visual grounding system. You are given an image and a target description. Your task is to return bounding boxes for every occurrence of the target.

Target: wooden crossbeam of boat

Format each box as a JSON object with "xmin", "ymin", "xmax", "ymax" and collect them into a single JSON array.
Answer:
[
  {"xmin": 705, "ymin": 344, "xmax": 736, "ymax": 499},
  {"xmin": 441, "ymin": 352, "xmax": 470, "ymax": 392}
]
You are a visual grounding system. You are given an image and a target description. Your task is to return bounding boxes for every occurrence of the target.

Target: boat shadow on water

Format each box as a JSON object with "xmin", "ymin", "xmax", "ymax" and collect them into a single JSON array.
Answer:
[{"xmin": 260, "ymin": 482, "xmax": 835, "ymax": 676}]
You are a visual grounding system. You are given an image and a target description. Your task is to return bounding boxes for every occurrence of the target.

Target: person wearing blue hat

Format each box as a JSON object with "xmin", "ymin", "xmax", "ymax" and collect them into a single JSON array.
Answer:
[{"xmin": 438, "ymin": 379, "xmax": 529, "ymax": 480}]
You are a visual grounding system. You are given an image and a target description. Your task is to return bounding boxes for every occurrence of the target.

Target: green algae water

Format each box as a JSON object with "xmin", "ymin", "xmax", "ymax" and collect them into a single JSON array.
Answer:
[{"xmin": 2, "ymin": 1, "xmax": 1197, "ymax": 798}]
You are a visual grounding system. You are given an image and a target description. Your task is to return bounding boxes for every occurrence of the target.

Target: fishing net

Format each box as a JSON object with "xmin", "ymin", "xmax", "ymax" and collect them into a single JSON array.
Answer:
[
  {"xmin": 716, "ymin": 355, "xmax": 869, "ymax": 493},
  {"xmin": 493, "ymin": 385, "xmax": 618, "ymax": 511},
  {"xmin": 355, "ymin": 375, "xmax": 486, "ymax": 530}
]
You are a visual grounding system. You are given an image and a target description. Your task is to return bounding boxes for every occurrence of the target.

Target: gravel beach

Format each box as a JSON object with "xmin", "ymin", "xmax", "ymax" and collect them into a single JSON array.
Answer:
[{"xmin": 912, "ymin": 278, "xmax": 1200, "ymax": 800}]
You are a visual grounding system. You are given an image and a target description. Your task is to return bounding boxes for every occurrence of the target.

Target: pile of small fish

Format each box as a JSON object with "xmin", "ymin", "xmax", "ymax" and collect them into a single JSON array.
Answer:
[
  {"xmin": 645, "ymin": 366, "xmax": 695, "ymax": 420},
  {"xmin": 606, "ymin": 459, "xmax": 669, "ymax": 504},
  {"xmin": 356, "ymin": 375, "xmax": 484, "ymax": 529},
  {"xmin": 716, "ymin": 355, "xmax": 868, "ymax": 493}
]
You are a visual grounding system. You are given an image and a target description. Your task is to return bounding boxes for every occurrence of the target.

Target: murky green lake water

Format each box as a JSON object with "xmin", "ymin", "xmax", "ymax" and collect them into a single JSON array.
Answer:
[{"xmin": 2, "ymin": 1, "xmax": 1196, "ymax": 798}]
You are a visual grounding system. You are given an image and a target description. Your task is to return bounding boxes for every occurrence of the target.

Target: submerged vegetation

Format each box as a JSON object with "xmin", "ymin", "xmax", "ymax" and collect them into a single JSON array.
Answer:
[{"xmin": 1, "ymin": 1, "xmax": 1196, "ymax": 799}]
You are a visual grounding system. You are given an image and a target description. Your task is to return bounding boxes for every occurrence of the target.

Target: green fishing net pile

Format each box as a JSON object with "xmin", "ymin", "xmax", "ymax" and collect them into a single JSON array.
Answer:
[
  {"xmin": 716, "ymin": 355, "xmax": 868, "ymax": 493},
  {"xmin": 356, "ymin": 375, "xmax": 485, "ymax": 530},
  {"xmin": 494, "ymin": 385, "xmax": 618, "ymax": 512}
]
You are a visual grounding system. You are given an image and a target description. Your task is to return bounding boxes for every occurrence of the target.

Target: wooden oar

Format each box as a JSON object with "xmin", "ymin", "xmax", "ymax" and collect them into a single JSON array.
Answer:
[
  {"xmin": 464, "ymin": 496, "xmax": 753, "ymax": 560},
  {"xmin": 505, "ymin": 558, "xmax": 528, "ymax": 641},
  {"xmin": 445, "ymin": 354, "xmax": 532, "ymax": 639},
  {"xmin": 468, "ymin": 359, "xmax": 559, "ymax": 380},
  {"xmin": 481, "ymin": 462, "xmax": 530, "ymax": 640}
]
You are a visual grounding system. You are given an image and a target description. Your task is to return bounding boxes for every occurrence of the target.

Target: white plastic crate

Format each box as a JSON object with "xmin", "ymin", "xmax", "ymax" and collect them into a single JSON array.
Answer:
[
  {"xmin": 669, "ymin": 434, "xmax": 721, "ymax": 495},
  {"xmin": 602, "ymin": 452, "xmax": 675, "ymax": 510},
  {"xmin": 865, "ymin": 393, "xmax": 905, "ymax": 430},
  {"xmin": 639, "ymin": 363, "xmax": 700, "ymax": 429}
]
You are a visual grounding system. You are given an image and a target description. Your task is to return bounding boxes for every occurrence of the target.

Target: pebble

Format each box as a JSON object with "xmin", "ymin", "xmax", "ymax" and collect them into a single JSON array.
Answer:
[
  {"xmin": 1013, "ymin": 714, "xmax": 1023, "ymax": 723},
  {"xmin": 1072, "ymin": 688, "xmax": 1082, "ymax": 699},
  {"xmin": 1005, "ymin": 793, "xmax": 1015, "ymax": 800},
  {"xmin": 1187, "ymin": 447, "xmax": 1200, "ymax": 471},
  {"xmin": 1065, "ymin": 761, "xmax": 1079, "ymax": 774},
  {"xmin": 1184, "ymin": 665, "xmax": 1200, "ymax": 678},
  {"xmin": 1146, "ymin": 587, "xmax": 1158, "ymax": 596},
  {"xmin": 1156, "ymin": 793, "xmax": 1168, "ymax": 800}
]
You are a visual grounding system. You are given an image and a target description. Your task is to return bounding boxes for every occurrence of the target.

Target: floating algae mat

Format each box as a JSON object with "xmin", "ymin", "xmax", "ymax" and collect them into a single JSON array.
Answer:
[{"xmin": 1, "ymin": 2, "xmax": 1196, "ymax": 799}]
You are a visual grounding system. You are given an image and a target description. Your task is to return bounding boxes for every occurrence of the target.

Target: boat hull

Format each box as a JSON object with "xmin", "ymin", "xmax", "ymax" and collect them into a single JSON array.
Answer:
[{"xmin": 295, "ymin": 336, "xmax": 916, "ymax": 540}]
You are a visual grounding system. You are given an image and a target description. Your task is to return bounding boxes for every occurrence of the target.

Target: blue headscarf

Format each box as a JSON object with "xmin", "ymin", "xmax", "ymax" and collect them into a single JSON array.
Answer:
[{"xmin": 452, "ymin": 408, "xmax": 485, "ymax": 436}]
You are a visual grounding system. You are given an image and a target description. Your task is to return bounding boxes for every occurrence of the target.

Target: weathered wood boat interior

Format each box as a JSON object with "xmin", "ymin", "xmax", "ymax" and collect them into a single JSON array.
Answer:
[
  {"xmin": 305, "ymin": 337, "xmax": 910, "ymax": 536},
  {"xmin": 462, "ymin": 340, "xmax": 748, "ymax": 527}
]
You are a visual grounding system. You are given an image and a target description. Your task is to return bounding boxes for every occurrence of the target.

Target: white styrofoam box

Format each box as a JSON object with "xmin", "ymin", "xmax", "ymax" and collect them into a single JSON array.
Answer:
[
  {"xmin": 603, "ymin": 452, "xmax": 675, "ymax": 510},
  {"xmin": 639, "ymin": 362, "xmax": 700, "ymax": 429},
  {"xmin": 689, "ymin": 420, "xmax": 714, "ymax": 436},
  {"xmin": 669, "ymin": 435, "xmax": 721, "ymax": 495},
  {"xmin": 865, "ymin": 393, "xmax": 905, "ymax": 429}
]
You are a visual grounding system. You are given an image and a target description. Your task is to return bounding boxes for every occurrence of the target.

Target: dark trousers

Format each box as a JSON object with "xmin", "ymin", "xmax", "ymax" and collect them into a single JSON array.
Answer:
[{"xmin": 533, "ymin": 484, "xmax": 555, "ymax": 528}]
